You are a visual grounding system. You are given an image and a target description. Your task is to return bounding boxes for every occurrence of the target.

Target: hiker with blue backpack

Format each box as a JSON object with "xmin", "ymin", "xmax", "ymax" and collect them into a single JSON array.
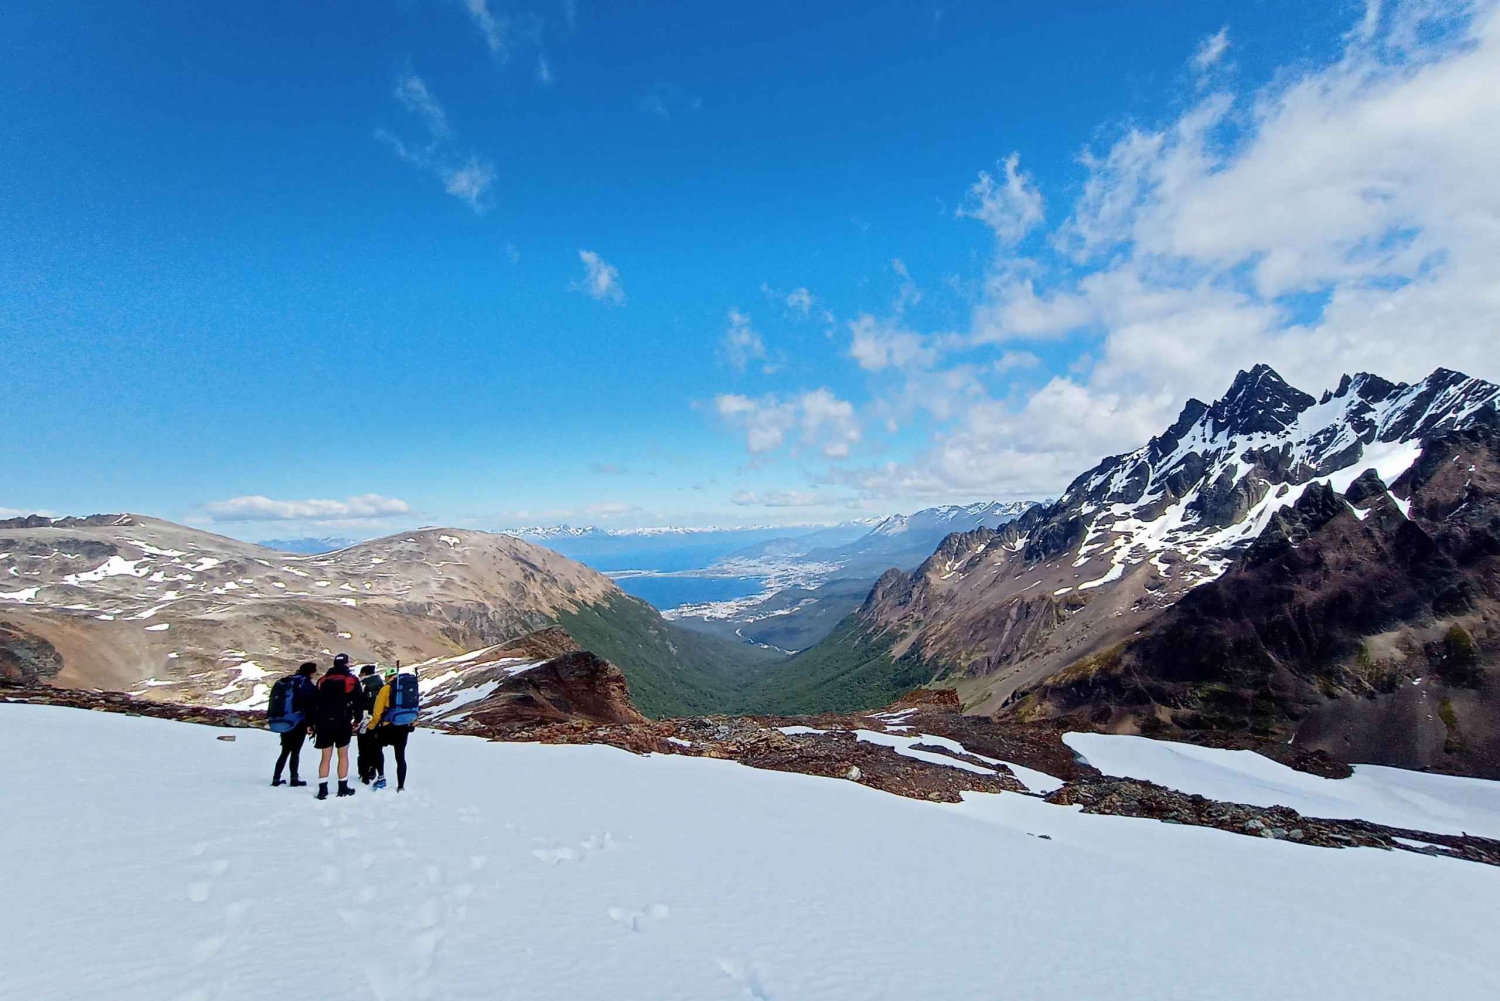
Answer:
[
  {"xmin": 267, "ymin": 662, "xmax": 319, "ymax": 787},
  {"xmin": 369, "ymin": 666, "xmax": 420, "ymax": 792}
]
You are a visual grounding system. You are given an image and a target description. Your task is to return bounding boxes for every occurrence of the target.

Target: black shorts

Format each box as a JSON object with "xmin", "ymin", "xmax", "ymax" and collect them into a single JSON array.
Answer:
[{"xmin": 314, "ymin": 724, "xmax": 353, "ymax": 750}]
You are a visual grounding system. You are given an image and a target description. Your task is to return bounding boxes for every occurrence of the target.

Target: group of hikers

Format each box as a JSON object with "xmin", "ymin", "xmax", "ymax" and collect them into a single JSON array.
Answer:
[{"xmin": 266, "ymin": 653, "xmax": 419, "ymax": 800}]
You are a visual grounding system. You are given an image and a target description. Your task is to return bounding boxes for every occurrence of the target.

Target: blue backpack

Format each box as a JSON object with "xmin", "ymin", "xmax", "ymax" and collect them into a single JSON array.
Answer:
[
  {"xmin": 266, "ymin": 676, "xmax": 305, "ymax": 733},
  {"xmin": 384, "ymin": 673, "xmax": 420, "ymax": 727}
]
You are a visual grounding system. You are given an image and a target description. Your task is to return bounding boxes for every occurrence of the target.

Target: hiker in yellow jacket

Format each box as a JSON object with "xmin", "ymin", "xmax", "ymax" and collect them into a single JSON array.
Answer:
[{"xmin": 369, "ymin": 668, "xmax": 414, "ymax": 792}]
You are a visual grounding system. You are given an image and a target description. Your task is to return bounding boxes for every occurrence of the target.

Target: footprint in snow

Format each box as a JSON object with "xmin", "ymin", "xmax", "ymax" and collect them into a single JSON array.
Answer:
[
  {"xmin": 607, "ymin": 903, "xmax": 670, "ymax": 932},
  {"xmin": 718, "ymin": 958, "xmax": 772, "ymax": 1000},
  {"xmin": 531, "ymin": 846, "xmax": 578, "ymax": 865},
  {"xmin": 358, "ymin": 852, "xmax": 377, "ymax": 871},
  {"xmin": 186, "ymin": 881, "xmax": 211, "ymax": 903},
  {"xmin": 469, "ymin": 854, "xmax": 488, "ymax": 871},
  {"xmin": 191, "ymin": 934, "xmax": 226, "ymax": 963}
]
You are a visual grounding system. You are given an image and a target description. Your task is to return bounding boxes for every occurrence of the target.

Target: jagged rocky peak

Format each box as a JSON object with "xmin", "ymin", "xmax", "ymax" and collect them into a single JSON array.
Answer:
[{"xmin": 1209, "ymin": 364, "xmax": 1317, "ymax": 437}]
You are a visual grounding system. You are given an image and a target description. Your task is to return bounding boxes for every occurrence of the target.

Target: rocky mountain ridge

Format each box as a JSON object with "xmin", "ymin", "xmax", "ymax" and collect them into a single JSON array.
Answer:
[
  {"xmin": 0, "ymin": 517, "xmax": 750, "ymax": 717},
  {"xmin": 773, "ymin": 365, "xmax": 1500, "ymax": 775}
]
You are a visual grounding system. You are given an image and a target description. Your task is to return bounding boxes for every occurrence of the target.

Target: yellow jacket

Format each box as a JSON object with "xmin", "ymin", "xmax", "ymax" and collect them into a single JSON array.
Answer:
[{"xmin": 369, "ymin": 681, "xmax": 393, "ymax": 728}]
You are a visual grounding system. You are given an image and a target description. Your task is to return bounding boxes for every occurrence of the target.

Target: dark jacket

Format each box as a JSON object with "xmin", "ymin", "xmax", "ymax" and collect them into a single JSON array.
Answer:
[
  {"xmin": 291, "ymin": 675, "xmax": 318, "ymax": 721},
  {"xmin": 315, "ymin": 667, "xmax": 362, "ymax": 730},
  {"xmin": 358, "ymin": 674, "xmax": 384, "ymax": 715}
]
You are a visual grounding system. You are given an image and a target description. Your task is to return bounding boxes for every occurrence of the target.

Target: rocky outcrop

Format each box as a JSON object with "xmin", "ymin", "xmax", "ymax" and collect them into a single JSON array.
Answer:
[{"xmin": 0, "ymin": 621, "xmax": 63, "ymax": 685}]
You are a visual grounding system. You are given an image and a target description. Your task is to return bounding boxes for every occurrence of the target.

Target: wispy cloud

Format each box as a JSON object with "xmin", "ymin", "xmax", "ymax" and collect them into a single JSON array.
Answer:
[
  {"xmin": 573, "ymin": 250, "xmax": 625, "ymax": 304},
  {"xmin": 638, "ymin": 83, "xmax": 702, "ymax": 119},
  {"xmin": 730, "ymin": 489, "xmax": 834, "ymax": 507},
  {"xmin": 378, "ymin": 73, "xmax": 496, "ymax": 213},
  {"xmin": 204, "ymin": 494, "xmax": 411, "ymax": 523},
  {"xmin": 394, "ymin": 73, "xmax": 450, "ymax": 140},
  {"xmin": 722, "ymin": 308, "xmax": 771, "ymax": 372},
  {"xmin": 1193, "ymin": 26, "xmax": 1231, "ymax": 72},
  {"xmin": 956, "ymin": 152, "xmax": 1044, "ymax": 245},
  {"xmin": 464, "ymin": 0, "xmax": 508, "ymax": 56}
]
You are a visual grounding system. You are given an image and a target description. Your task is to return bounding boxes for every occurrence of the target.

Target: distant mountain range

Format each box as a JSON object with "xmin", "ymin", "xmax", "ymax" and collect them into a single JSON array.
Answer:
[
  {"xmin": 256, "ymin": 536, "xmax": 358, "ymax": 554},
  {"xmin": 750, "ymin": 365, "xmax": 1500, "ymax": 777}
]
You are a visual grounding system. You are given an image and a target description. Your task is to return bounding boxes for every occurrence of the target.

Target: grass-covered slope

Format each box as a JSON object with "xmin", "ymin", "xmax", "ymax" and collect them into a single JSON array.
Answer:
[
  {"xmin": 554, "ymin": 592, "xmax": 777, "ymax": 718},
  {"xmin": 735, "ymin": 615, "xmax": 939, "ymax": 715}
]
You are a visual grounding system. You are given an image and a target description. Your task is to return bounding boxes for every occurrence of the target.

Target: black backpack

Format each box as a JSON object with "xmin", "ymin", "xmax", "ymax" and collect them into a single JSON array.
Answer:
[{"xmin": 266, "ymin": 676, "xmax": 304, "ymax": 732}]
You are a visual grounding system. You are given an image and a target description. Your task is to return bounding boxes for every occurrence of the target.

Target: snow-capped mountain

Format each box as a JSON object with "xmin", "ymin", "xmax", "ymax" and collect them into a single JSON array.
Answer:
[
  {"xmin": 256, "ymin": 536, "xmax": 358, "ymax": 554},
  {"xmin": 868, "ymin": 501, "xmax": 1037, "ymax": 538},
  {"xmin": 1040, "ymin": 365, "xmax": 1499, "ymax": 588},
  {"xmin": 499, "ymin": 524, "xmax": 609, "ymax": 540},
  {"xmin": 784, "ymin": 365, "xmax": 1500, "ymax": 762}
]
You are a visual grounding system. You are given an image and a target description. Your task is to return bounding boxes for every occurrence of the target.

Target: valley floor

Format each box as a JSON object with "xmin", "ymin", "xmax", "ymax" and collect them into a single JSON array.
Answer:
[{"xmin": 5, "ymin": 704, "xmax": 1500, "ymax": 1000}]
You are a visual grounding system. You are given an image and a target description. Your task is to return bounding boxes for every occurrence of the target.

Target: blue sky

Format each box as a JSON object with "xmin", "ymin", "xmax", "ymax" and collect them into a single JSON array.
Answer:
[{"xmin": 5, "ymin": 1, "xmax": 1498, "ymax": 539}]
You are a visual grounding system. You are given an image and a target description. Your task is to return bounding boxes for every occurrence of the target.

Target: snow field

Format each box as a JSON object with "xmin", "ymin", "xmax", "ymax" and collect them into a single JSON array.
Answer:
[
  {"xmin": 1064, "ymin": 732, "xmax": 1500, "ymax": 839},
  {"xmin": 3, "ymin": 704, "xmax": 1499, "ymax": 1001}
]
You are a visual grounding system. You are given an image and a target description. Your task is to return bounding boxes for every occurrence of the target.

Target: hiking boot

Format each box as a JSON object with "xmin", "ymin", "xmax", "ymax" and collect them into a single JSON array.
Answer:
[
  {"xmin": 372, "ymin": 777, "xmax": 387, "ymax": 791},
  {"xmin": 289, "ymin": 778, "xmax": 307, "ymax": 787},
  {"xmin": 271, "ymin": 777, "xmax": 285, "ymax": 787},
  {"xmin": 337, "ymin": 781, "xmax": 356, "ymax": 798},
  {"xmin": 316, "ymin": 782, "xmax": 329, "ymax": 800}
]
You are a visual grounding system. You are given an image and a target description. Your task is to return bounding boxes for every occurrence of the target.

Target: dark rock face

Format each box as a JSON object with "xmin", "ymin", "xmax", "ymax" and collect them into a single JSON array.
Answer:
[
  {"xmin": 0, "ymin": 622, "xmax": 63, "ymax": 685},
  {"xmin": 1008, "ymin": 420, "xmax": 1500, "ymax": 778},
  {"xmin": 1208, "ymin": 364, "xmax": 1317, "ymax": 437}
]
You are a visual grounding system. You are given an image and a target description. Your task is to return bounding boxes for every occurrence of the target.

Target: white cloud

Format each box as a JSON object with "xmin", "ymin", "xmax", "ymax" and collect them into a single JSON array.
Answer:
[
  {"xmin": 956, "ymin": 152, "xmax": 1045, "ymax": 245},
  {"xmin": 205, "ymin": 495, "xmax": 411, "ymax": 523},
  {"xmin": 464, "ymin": 0, "xmax": 508, "ymax": 56},
  {"xmin": 715, "ymin": 389, "xmax": 860, "ymax": 459},
  {"xmin": 722, "ymin": 308, "xmax": 769, "ymax": 371},
  {"xmin": 847, "ymin": 314, "xmax": 937, "ymax": 372},
  {"xmin": 785, "ymin": 287, "xmax": 814, "ymax": 316},
  {"xmin": 1193, "ymin": 26, "xmax": 1231, "ymax": 72},
  {"xmin": 574, "ymin": 250, "xmax": 625, "ymax": 304},
  {"xmin": 442, "ymin": 158, "xmax": 496, "ymax": 211},
  {"xmin": 838, "ymin": 0, "xmax": 1500, "ymax": 504},
  {"xmin": 537, "ymin": 56, "xmax": 553, "ymax": 84}
]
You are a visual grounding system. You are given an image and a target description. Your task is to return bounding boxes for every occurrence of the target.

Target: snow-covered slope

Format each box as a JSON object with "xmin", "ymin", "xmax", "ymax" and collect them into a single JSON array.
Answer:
[
  {"xmin": 1064, "ymin": 732, "xmax": 1500, "ymax": 839},
  {"xmin": 7, "ymin": 703, "xmax": 1500, "ymax": 1000}
]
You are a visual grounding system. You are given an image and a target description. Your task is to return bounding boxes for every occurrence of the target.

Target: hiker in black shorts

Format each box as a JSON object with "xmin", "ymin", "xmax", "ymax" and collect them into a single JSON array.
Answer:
[{"xmin": 313, "ymin": 653, "xmax": 361, "ymax": 800}]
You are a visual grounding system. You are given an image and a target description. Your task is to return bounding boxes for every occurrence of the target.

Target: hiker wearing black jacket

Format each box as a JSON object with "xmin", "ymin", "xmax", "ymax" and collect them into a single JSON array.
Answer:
[
  {"xmin": 313, "ymin": 654, "xmax": 362, "ymax": 800},
  {"xmin": 271, "ymin": 662, "xmax": 319, "ymax": 787},
  {"xmin": 355, "ymin": 665, "xmax": 385, "ymax": 785}
]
